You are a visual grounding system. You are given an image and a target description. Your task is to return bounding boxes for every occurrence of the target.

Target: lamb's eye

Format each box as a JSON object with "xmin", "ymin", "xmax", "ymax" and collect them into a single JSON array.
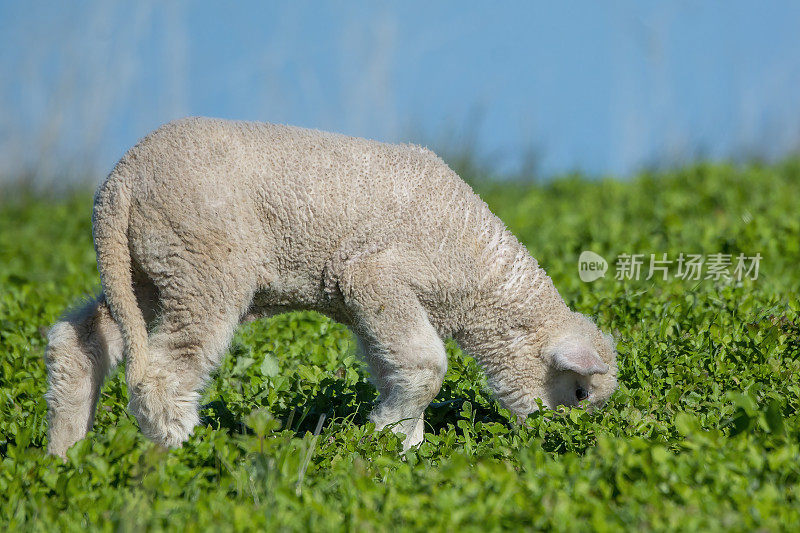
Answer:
[{"xmin": 575, "ymin": 387, "xmax": 589, "ymax": 401}]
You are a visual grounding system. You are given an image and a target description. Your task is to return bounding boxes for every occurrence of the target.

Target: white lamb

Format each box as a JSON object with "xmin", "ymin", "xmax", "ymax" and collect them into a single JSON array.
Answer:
[{"xmin": 44, "ymin": 117, "xmax": 618, "ymax": 458}]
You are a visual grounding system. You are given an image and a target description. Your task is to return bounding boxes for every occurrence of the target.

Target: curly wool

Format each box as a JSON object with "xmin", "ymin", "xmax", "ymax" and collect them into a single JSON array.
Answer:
[{"xmin": 44, "ymin": 117, "xmax": 618, "ymax": 457}]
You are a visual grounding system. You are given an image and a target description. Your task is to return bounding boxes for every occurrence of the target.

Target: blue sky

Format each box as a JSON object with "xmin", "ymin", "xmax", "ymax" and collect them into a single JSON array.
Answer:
[{"xmin": 2, "ymin": 1, "xmax": 800, "ymax": 180}]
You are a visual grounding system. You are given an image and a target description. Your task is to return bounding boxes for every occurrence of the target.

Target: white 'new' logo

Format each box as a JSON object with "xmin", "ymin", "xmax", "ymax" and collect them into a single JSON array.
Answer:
[{"xmin": 578, "ymin": 251, "xmax": 608, "ymax": 282}]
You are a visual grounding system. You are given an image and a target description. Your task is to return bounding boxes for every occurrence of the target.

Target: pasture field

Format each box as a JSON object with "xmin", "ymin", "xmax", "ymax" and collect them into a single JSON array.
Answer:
[{"xmin": 1, "ymin": 161, "xmax": 799, "ymax": 531}]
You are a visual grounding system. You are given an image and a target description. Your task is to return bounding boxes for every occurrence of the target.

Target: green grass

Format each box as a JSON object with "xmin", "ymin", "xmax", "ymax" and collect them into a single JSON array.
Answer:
[{"xmin": 1, "ymin": 160, "xmax": 799, "ymax": 531}]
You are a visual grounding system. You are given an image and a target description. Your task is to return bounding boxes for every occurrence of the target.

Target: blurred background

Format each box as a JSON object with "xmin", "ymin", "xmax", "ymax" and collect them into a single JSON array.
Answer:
[{"xmin": 2, "ymin": 0, "xmax": 800, "ymax": 184}]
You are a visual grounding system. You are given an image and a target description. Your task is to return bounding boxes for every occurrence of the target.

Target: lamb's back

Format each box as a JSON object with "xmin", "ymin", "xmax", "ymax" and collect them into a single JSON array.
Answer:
[{"xmin": 118, "ymin": 117, "xmax": 501, "ymax": 294}]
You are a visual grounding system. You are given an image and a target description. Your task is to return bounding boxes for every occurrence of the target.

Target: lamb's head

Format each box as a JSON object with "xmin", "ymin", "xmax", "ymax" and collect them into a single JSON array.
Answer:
[
  {"xmin": 488, "ymin": 312, "xmax": 618, "ymax": 417},
  {"xmin": 537, "ymin": 312, "xmax": 618, "ymax": 411}
]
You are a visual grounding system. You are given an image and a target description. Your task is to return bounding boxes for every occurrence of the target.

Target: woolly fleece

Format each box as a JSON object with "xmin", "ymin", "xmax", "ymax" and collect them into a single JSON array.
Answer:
[{"xmin": 44, "ymin": 117, "xmax": 618, "ymax": 458}]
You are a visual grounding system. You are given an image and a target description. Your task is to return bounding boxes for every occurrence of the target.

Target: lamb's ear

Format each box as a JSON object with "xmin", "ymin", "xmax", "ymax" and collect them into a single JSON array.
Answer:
[{"xmin": 544, "ymin": 336, "xmax": 609, "ymax": 376}]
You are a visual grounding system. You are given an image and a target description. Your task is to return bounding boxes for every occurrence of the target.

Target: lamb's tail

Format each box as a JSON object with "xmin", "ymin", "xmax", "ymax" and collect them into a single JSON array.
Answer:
[{"xmin": 92, "ymin": 163, "xmax": 149, "ymax": 387}]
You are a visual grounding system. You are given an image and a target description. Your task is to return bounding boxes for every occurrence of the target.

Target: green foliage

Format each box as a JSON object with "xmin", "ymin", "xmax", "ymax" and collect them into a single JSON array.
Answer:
[{"xmin": 1, "ymin": 160, "xmax": 799, "ymax": 530}]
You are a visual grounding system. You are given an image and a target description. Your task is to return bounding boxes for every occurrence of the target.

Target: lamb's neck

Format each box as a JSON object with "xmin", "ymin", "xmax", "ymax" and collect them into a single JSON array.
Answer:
[{"xmin": 455, "ymin": 227, "xmax": 570, "ymax": 371}]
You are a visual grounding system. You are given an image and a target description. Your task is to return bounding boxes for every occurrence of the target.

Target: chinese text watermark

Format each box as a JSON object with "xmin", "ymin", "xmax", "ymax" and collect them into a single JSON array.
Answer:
[{"xmin": 578, "ymin": 252, "xmax": 761, "ymax": 282}]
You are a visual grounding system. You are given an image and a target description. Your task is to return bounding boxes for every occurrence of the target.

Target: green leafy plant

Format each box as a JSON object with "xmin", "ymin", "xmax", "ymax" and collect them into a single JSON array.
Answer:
[{"xmin": 1, "ymin": 159, "xmax": 799, "ymax": 530}]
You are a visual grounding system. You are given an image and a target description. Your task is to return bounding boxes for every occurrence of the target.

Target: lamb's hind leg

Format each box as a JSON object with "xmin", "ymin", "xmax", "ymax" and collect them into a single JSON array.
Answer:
[
  {"xmin": 126, "ymin": 274, "xmax": 249, "ymax": 448},
  {"xmin": 344, "ymin": 258, "xmax": 447, "ymax": 451},
  {"xmin": 45, "ymin": 295, "xmax": 125, "ymax": 458}
]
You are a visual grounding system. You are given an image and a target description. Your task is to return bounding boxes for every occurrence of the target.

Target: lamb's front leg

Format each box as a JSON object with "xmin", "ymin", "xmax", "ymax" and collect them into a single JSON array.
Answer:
[
  {"xmin": 344, "ymin": 258, "xmax": 447, "ymax": 451},
  {"xmin": 358, "ymin": 317, "xmax": 447, "ymax": 450}
]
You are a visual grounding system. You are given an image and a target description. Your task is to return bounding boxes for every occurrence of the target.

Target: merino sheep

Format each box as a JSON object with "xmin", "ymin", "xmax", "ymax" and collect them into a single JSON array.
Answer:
[{"xmin": 44, "ymin": 117, "xmax": 618, "ymax": 458}]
